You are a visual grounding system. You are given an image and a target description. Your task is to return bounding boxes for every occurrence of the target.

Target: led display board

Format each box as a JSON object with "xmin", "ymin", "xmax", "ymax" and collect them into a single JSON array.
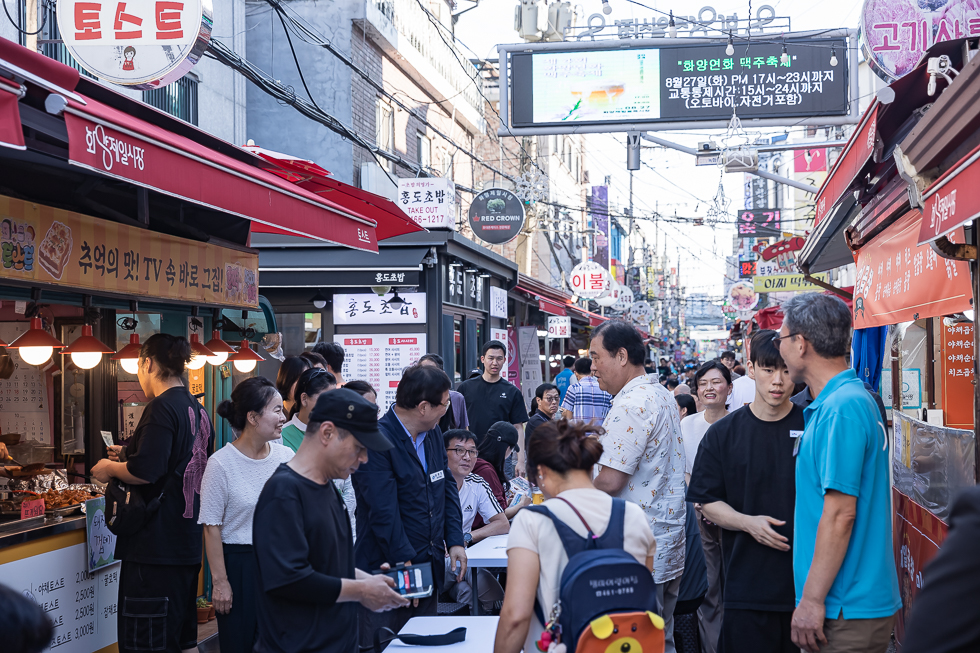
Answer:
[{"xmin": 510, "ymin": 38, "xmax": 848, "ymax": 128}]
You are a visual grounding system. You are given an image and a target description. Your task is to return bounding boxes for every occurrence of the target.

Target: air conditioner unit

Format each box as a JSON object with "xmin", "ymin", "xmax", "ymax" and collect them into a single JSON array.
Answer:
[{"xmin": 360, "ymin": 162, "xmax": 398, "ymax": 202}]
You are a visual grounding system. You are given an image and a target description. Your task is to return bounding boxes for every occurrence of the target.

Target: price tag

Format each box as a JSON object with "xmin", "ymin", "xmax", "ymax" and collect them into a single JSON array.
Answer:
[{"xmin": 20, "ymin": 497, "xmax": 45, "ymax": 519}]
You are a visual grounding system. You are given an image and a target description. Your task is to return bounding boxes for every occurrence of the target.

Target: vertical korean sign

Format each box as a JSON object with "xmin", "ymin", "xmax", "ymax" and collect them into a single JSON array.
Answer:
[
  {"xmin": 0, "ymin": 195, "xmax": 259, "ymax": 309},
  {"xmin": 590, "ymin": 186, "xmax": 609, "ymax": 268},
  {"xmin": 941, "ymin": 321, "xmax": 974, "ymax": 430}
]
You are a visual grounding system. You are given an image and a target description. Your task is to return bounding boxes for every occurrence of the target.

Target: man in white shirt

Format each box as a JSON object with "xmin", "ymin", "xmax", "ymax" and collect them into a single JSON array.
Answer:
[
  {"xmin": 728, "ymin": 373, "xmax": 756, "ymax": 410},
  {"xmin": 443, "ymin": 429, "xmax": 509, "ymax": 605},
  {"xmin": 590, "ymin": 320, "xmax": 687, "ymax": 653}
]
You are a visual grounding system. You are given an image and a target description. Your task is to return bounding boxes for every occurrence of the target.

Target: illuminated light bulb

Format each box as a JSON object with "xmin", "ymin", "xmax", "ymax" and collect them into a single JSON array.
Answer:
[
  {"xmin": 233, "ymin": 359, "xmax": 258, "ymax": 373},
  {"xmin": 830, "ymin": 48, "xmax": 838, "ymax": 67},
  {"xmin": 120, "ymin": 358, "xmax": 140, "ymax": 375},
  {"xmin": 726, "ymin": 34, "xmax": 734, "ymax": 56},
  {"xmin": 780, "ymin": 44, "xmax": 789, "ymax": 65},
  {"xmin": 206, "ymin": 351, "xmax": 229, "ymax": 366},
  {"xmin": 62, "ymin": 325, "xmax": 113, "ymax": 370},
  {"xmin": 227, "ymin": 339, "xmax": 264, "ymax": 374},
  {"xmin": 203, "ymin": 330, "xmax": 236, "ymax": 366},
  {"xmin": 187, "ymin": 333, "xmax": 216, "ymax": 371},
  {"xmin": 187, "ymin": 354, "xmax": 208, "ymax": 370},
  {"xmin": 668, "ymin": 11, "xmax": 677, "ymax": 38},
  {"xmin": 70, "ymin": 351, "xmax": 104, "ymax": 369},
  {"xmin": 19, "ymin": 346, "xmax": 54, "ymax": 366}
]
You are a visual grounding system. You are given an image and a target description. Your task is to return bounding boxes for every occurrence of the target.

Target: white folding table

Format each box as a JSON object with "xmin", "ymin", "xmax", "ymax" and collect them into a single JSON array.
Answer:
[
  {"xmin": 387, "ymin": 616, "xmax": 499, "ymax": 653},
  {"xmin": 464, "ymin": 534, "xmax": 509, "ymax": 615}
]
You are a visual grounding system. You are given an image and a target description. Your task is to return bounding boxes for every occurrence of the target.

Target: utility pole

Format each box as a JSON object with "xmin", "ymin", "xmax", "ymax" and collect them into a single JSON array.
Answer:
[{"xmin": 627, "ymin": 169, "xmax": 635, "ymax": 269}]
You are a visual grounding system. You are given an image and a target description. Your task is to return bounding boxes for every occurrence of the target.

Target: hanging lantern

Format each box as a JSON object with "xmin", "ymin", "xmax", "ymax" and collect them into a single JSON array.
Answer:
[
  {"xmin": 227, "ymin": 340, "xmax": 265, "ymax": 373},
  {"xmin": 187, "ymin": 333, "xmax": 217, "ymax": 370},
  {"xmin": 111, "ymin": 333, "xmax": 143, "ymax": 374},
  {"xmin": 7, "ymin": 317, "xmax": 65, "ymax": 365},
  {"xmin": 62, "ymin": 325, "xmax": 114, "ymax": 369},
  {"xmin": 203, "ymin": 330, "xmax": 236, "ymax": 366}
]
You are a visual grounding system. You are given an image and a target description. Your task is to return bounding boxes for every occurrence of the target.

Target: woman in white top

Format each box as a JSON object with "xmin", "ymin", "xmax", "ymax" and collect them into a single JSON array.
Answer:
[
  {"xmin": 200, "ymin": 377, "xmax": 293, "ymax": 653},
  {"xmin": 681, "ymin": 360, "xmax": 732, "ymax": 484},
  {"xmin": 494, "ymin": 420, "xmax": 657, "ymax": 653}
]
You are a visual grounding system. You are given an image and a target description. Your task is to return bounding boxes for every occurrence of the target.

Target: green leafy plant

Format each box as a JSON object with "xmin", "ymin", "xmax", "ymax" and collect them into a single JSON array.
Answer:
[{"xmin": 196, "ymin": 596, "xmax": 211, "ymax": 609}]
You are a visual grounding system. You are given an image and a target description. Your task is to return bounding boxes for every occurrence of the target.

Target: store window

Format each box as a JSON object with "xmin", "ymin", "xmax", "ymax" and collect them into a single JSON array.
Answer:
[
  {"xmin": 143, "ymin": 76, "xmax": 199, "ymax": 125},
  {"xmin": 417, "ymin": 131, "xmax": 431, "ymax": 169}
]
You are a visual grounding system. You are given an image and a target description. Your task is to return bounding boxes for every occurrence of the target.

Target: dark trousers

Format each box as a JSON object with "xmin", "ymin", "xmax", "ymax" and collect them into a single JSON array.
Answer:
[
  {"xmin": 118, "ymin": 561, "xmax": 200, "ymax": 653},
  {"xmin": 216, "ymin": 544, "xmax": 258, "ymax": 653},
  {"xmin": 358, "ymin": 593, "xmax": 438, "ymax": 652},
  {"xmin": 720, "ymin": 608, "xmax": 796, "ymax": 653}
]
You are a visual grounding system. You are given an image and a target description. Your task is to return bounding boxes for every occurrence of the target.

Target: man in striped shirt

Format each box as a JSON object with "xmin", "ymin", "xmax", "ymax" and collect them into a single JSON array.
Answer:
[
  {"xmin": 443, "ymin": 429, "xmax": 509, "ymax": 605},
  {"xmin": 560, "ymin": 357, "xmax": 613, "ymax": 424}
]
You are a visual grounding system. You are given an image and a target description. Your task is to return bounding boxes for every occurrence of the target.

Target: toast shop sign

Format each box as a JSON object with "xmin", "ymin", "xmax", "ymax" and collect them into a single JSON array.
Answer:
[{"xmin": 57, "ymin": 0, "xmax": 213, "ymax": 88}]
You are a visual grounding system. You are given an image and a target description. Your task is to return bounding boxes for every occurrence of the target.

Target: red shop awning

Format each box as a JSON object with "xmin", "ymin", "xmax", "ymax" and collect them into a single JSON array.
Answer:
[
  {"xmin": 538, "ymin": 298, "xmax": 567, "ymax": 316},
  {"xmin": 0, "ymin": 76, "xmax": 24, "ymax": 150},
  {"xmin": 64, "ymin": 98, "xmax": 389, "ymax": 252},
  {"xmin": 919, "ymin": 142, "xmax": 980, "ymax": 245},
  {"xmin": 243, "ymin": 145, "xmax": 423, "ymax": 241},
  {"xmin": 589, "ymin": 313, "xmax": 609, "ymax": 327},
  {"xmin": 814, "ymin": 100, "xmax": 879, "ymax": 226}
]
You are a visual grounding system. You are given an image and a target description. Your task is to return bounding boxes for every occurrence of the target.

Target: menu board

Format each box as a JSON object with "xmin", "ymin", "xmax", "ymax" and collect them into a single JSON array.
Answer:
[
  {"xmin": 0, "ymin": 322, "xmax": 52, "ymax": 444},
  {"xmin": 334, "ymin": 333, "xmax": 426, "ymax": 414},
  {"xmin": 942, "ymin": 322, "xmax": 974, "ymax": 430},
  {"xmin": 0, "ymin": 542, "xmax": 119, "ymax": 652}
]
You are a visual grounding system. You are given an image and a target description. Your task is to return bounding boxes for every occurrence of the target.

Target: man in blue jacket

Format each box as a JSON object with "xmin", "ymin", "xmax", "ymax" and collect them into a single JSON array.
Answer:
[{"xmin": 353, "ymin": 364, "xmax": 467, "ymax": 647}]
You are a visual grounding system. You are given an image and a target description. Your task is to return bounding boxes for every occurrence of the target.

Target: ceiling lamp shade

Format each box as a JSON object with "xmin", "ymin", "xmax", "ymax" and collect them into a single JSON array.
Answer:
[
  {"xmin": 187, "ymin": 333, "xmax": 217, "ymax": 370},
  {"xmin": 227, "ymin": 339, "xmax": 265, "ymax": 373},
  {"xmin": 111, "ymin": 333, "xmax": 143, "ymax": 374},
  {"xmin": 203, "ymin": 330, "xmax": 237, "ymax": 366},
  {"xmin": 8, "ymin": 317, "xmax": 65, "ymax": 365},
  {"xmin": 62, "ymin": 325, "xmax": 114, "ymax": 369}
]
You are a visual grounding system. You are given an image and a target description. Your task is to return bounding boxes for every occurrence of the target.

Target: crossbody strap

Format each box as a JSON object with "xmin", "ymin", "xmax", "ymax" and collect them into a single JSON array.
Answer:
[{"xmin": 553, "ymin": 496, "xmax": 597, "ymax": 540}]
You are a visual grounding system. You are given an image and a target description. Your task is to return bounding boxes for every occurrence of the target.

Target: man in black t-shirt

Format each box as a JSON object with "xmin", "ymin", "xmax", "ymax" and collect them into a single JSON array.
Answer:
[
  {"xmin": 253, "ymin": 389, "xmax": 408, "ymax": 653},
  {"xmin": 688, "ymin": 329, "xmax": 803, "ymax": 653},
  {"xmin": 456, "ymin": 340, "xmax": 529, "ymax": 473}
]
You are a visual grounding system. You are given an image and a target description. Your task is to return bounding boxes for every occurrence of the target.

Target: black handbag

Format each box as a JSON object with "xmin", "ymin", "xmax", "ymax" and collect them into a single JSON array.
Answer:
[{"xmin": 104, "ymin": 450, "xmax": 179, "ymax": 536}]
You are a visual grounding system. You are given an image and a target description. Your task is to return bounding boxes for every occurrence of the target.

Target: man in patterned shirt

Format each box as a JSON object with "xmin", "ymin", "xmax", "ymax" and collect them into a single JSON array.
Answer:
[
  {"xmin": 559, "ymin": 357, "xmax": 613, "ymax": 425},
  {"xmin": 591, "ymin": 320, "xmax": 687, "ymax": 653}
]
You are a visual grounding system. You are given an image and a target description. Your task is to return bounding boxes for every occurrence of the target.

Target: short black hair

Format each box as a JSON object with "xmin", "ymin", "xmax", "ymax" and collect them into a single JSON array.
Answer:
[
  {"xmin": 675, "ymin": 393, "xmax": 697, "ymax": 416},
  {"xmin": 312, "ymin": 342, "xmax": 345, "ymax": 372},
  {"xmin": 591, "ymin": 320, "xmax": 645, "ymax": 366},
  {"xmin": 419, "ymin": 353, "xmax": 444, "ymax": 369},
  {"xmin": 562, "ymin": 355, "xmax": 575, "ymax": 368},
  {"xmin": 396, "ymin": 365, "xmax": 451, "ymax": 409},
  {"xmin": 0, "ymin": 583, "xmax": 53, "ymax": 653},
  {"xmin": 300, "ymin": 351, "xmax": 328, "ymax": 368},
  {"xmin": 443, "ymin": 428, "xmax": 476, "ymax": 449},
  {"xmin": 482, "ymin": 340, "xmax": 506, "ymax": 357},
  {"xmin": 695, "ymin": 360, "xmax": 732, "ymax": 390},
  {"xmin": 276, "ymin": 356, "xmax": 311, "ymax": 402},
  {"xmin": 720, "ymin": 350, "xmax": 737, "ymax": 361},
  {"xmin": 139, "ymin": 333, "xmax": 192, "ymax": 379},
  {"xmin": 217, "ymin": 377, "xmax": 280, "ymax": 431},
  {"xmin": 666, "ymin": 378, "xmax": 679, "ymax": 390},
  {"xmin": 573, "ymin": 357, "xmax": 592, "ymax": 375},
  {"xmin": 749, "ymin": 329, "xmax": 784, "ymax": 369}
]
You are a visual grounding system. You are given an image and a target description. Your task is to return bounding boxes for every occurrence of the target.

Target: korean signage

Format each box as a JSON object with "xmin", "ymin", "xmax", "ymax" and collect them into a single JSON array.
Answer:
[
  {"xmin": 918, "ymin": 154, "xmax": 980, "ymax": 246},
  {"xmin": 468, "ymin": 188, "xmax": 525, "ymax": 244},
  {"xmin": 547, "ymin": 315, "xmax": 571, "ymax": 338},
  {"xmin": 569, "ymin": 260, "xmax": 610, "ymax": 299},
  {"xmin": 444, "ymin": 265, "xmax": 485, "ymax": 310},
  {"xmin": 737, "ymin": 209, "xmax": 782, "ymax": 237},
  {"xmin": 510, "ymin": 38, "xmax": 848, "ymax": 127},
  {"xmin": 739, "ymin": 260, "xmax": 757, "ymax": 278},
  {"xmin": 590, "ymin": 186, "xmax": 610, "ymax": 268},
  {"xmin": 334, "ymin": 334, "xmax": 426, "ymax": 415},
  {"xmin": 862, "ymin": 0, "xmax": 980, "ymax": 82},
  {"xmin": 517, "ymin": 326, "xmax": 542, "ymax": 410},
  {"xmin": 752, "ymin": 273, "xmax": 828, "ymax": 293},
  {"xmin": 881, "ymin": 368, "xmax": 923, "ymax": 410},
  {"xmin": 853, "ymin": 210, "xmax": 972, "ymax": 329},
  {"xmin": 57, "ymin": 0, "xmax": 212, "ymax": 88},
  {"xmin": 397, "ymin": 178, "xmax": 456, "ymax": 230},
  {"xmin": 85, "ymin": 497, "xmax": 119, "ymax": 572},
  {"xmin": 489, "ymin": 285, "xmax": 508, "ymax": 319},
  {"xmin": 0, "ymin": 194, "xmax": 259, "ymax": 308},
  {"xmin": 334, "ymin": 293, "xmax": 426, "ymax": 325},
  {"xmin": 941, "ymin": 322, "xmax": 974, "ymax": 430},
  {"xmin": 794, "ymin": 148, "xmax": 827, "ymax": 173}
]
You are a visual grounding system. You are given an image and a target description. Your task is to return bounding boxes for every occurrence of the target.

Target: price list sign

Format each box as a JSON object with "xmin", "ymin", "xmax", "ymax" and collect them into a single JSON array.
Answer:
[
  {"xmin": 334, "ymin": 334, "xmax": 427, "ymax": 414},
  {"xmin": 0, "ymin": 543, "xmax": 119, "ymax": 653},
  {"xmin": 942, "ymin": 322, "xmax": 974, "ymax": 430}
]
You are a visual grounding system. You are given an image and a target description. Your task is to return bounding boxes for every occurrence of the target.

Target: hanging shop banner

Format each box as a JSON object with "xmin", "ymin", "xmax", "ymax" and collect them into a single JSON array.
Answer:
[
  {"xmin": 334, "ymin": 293, "xmax": 426, "ymax": 325},
  {"xmin": 941, "ymin": 322, "xmax": 974, "ymax": 430},
  {"xmin": 570, "ymin": 260, "xmax": 610, "ymax": 299},
  {"xmin": 468, "ymin": 188, "xmax": 525, "ymax": 244},
  {"xmin": 489, "ymin": 286, "xmax": 508, "ymax": 319},
  {"xmin": 752, "ymin": 273, "xmax": 828, "ymax": 293},
  {"xmin": 397, "ymin": 178, "xmax": 456, "ymax": 230},
  {"xmin": 57, "ymin": 0, "xmax": 212, "ymax": 88},
  {"xmin": 517, "ymin": 326, "xmax": 542, "ymax": 410},
  {"xmin": 892, "ymin": 489, "xmax": 948, "ymax": 649},
  {"xmin": 334, "ymin": 333, "xmax": 425, "ymax": 414},
  {"xmin": 794, "ymin": 148, "xmax": 827, "ymax": 173},
  {"xmin": 0, "ymin": 194, "xmax": 259, "ymax": 308},
  {"xmin": 918, "ymin": 148, "xmax": 980, "ymax": 246},
  {"xmin": 861, "ymin": 0, "xmax": 980, "ymax": 83},
  {"xmin": 590, "ymin": 186, "xmax": 610, "ymax": 269},
  {"xmin": 547, "ymin": 315, "xmax": 571, "ymax": 338},
  {"xmin": 853, "ymin": 210, "xmax": 972, "ymax": 329}
]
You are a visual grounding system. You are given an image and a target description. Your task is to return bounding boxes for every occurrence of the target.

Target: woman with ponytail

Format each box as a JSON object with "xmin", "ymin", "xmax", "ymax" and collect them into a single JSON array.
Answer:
[
  {"xmin": 199, "ymin": 377, "xmax": 293, "ymax": 653},
  {"xmin": 493, "ymin": 420, "xmax": 657, "ymax": 653}
]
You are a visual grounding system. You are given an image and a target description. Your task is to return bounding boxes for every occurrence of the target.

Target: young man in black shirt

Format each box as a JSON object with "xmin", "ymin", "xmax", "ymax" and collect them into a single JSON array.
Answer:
[
  {"xmin": 252, "ymin": 389, "xmax": 409, "ymax": 653},
  {"xmin": 456, "ymin": 340, "xmax": 528, "ymax": 473},
  {"xmin": 688, "ymin": 329, "xmax": 803, "ymax": 653}
]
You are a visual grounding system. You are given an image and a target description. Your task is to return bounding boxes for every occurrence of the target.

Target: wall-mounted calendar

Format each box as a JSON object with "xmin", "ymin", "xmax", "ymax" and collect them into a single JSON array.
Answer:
[{"xmin": 0, "ymin": 322, "xmax": 52, "ymax": 444}]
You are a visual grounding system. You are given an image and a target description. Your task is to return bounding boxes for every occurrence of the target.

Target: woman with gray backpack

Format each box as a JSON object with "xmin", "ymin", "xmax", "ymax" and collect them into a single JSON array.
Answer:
[{"xmin": 493, "ymin": 419, "xmax": 663, "ymax": 653}]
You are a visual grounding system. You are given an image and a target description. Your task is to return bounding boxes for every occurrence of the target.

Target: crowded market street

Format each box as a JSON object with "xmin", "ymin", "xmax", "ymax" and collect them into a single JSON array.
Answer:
[{"xmin": 1, "ymin": 0, "xmax": 980, "ymax": 652}]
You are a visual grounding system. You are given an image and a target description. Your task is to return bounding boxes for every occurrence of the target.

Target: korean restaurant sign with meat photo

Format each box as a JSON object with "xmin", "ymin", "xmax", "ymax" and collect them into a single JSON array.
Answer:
[{"xmin": 57, "ymin": 0, "xmax": 213, "ymax": 88}]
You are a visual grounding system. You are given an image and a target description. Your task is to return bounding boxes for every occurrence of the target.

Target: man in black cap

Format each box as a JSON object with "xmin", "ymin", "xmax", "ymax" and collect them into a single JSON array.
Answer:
[{"xmin": 252, "ymin": 388, "xmax": 409, "ymax": 653}]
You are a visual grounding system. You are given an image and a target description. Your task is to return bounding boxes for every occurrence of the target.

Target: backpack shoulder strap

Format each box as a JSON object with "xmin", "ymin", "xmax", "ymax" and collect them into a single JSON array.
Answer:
[
  {"xmin": 593, "ymin": 498, "xmax": 627, "ymax": 549},
  {"xmin": 525, "ymin": 504, "xmax": 592, "ymax": 557}
]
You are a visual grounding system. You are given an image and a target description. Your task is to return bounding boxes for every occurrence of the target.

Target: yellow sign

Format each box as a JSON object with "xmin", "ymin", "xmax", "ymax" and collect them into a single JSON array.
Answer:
[
  {"xmin": 0, "ymin": 195, "xmax": 258, "ymax": 308},
  {"xmin": 753, "ymin": 273, "xmax": 829, "ymax": 293}
]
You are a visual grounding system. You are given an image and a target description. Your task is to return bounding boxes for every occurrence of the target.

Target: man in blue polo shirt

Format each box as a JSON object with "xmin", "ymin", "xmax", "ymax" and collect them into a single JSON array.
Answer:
[{"xmin": 776, "ymin": 293, "xmax": 900, "ymax": 653}]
